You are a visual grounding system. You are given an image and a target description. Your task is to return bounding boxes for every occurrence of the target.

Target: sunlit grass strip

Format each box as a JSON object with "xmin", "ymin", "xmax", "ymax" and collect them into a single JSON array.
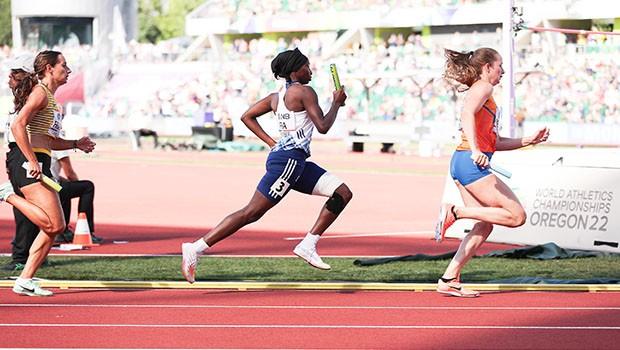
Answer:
[{"xmin": 1, "ymin": 256, "xmax": 618, "ymax": 285}]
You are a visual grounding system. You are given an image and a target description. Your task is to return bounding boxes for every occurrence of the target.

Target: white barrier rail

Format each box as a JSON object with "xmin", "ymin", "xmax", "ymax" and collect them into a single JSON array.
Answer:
[{"xmin": 441, "ymin": 149, "xmax": 620, "ymax": 253}]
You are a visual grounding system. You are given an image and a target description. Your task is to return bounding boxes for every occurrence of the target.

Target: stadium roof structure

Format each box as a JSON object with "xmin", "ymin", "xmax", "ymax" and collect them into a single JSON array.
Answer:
[
  {"xmin": 177, "ymin": 0, "xmax": 620, "ymax": 62},
  {"xmin": 185, "ymin": 0, "xmax": 620, "ymax": 36},
  {"xmin": 186, "ymin": 2, "xmax": 504, "ymax": 36}
]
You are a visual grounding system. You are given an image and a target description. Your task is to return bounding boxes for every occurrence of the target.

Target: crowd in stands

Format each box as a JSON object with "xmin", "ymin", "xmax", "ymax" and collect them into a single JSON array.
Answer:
[
  {"xmin": 196, "ymin": 0, "xmax": 490, "ymax": 18},
  {"xmin": 91, "ymin": 29, "xmax": 616, "ymax": 128},
  {"xmin": 84, "ymin": 31, "xmax": 464, "ymax": 135},
  {"xmin": 516, "ymin": 32, "xmax": 620, "ymax": 125},
  {"xmin": 0, "ymin": 43, "xmax": 98, "ymax": 97},
  {"xmin": 1, "ymin": 27, "xmax": 619, "ymax": 131}
]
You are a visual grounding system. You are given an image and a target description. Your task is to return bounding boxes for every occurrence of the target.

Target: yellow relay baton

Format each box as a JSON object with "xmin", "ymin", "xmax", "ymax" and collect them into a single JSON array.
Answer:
[
  {"xmin": 329, "ymin": 63, "xmax": 345, "ymax": 106},
  {"xmin": 22, "ymin": 163, "xmax": 62, "ymax": 192}
]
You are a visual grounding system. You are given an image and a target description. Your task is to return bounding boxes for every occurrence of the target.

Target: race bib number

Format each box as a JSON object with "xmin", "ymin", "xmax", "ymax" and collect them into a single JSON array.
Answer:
[
  {"xmin": 493, "ymin": 107, "xmax": 502, "ymax": 134},
  {"xmin": 48, "ymin": 110, "xmax": 63, "ymax": 138},
  {"xmin": 277, "ymin": 112, "xmax": 296, "ymax": 132},
  {"xmin": 269, "ymin": 178, "xmax": 290, "ymax": 198}
]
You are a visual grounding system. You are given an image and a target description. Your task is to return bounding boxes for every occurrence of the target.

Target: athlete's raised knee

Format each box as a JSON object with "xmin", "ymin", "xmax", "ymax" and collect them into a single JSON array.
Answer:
[
  {"xmin": 325, "ymin": 184, "xmax": 352, "ymax": 215},
  {"xmin": 508, "ymin": 209, "xmax": 526, "ymax": 228},
  {"xmin": 44, "ymin": 222, "xmax": 65, "ymax": 236},
  {"xmin": 84, "ymin": 180, "xmax": 95, "ymax": 193},
  {"xmin": 336, "ymin": 184, "xmax": 353, "ymax": 203}
]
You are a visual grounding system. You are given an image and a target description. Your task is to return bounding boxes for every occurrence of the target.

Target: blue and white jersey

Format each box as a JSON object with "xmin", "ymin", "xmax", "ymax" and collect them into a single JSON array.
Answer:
[{"xmin": 271, "ymin": 86, "xmax": 314, "ymax": 156}]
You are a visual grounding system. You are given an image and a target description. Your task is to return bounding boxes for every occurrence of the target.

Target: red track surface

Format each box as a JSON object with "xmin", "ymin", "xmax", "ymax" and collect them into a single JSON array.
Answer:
[
  {"xmin": 0, "ymin": 140, "xmax": 518, "ymax": 257},
  {"xmin": 0, "ymin": 219, "xmax": 515, "ymax": 257},
  {"xmin": 3, "ymin": 140, "xmax": 615, "ymax": 349},
  {"xmin": 1, "ymin": 288, "xmax": 619, "ymax": 349}
]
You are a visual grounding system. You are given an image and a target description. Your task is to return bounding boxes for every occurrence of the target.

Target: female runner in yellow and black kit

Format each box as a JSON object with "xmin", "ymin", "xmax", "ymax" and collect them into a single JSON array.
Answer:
[{"xmin": 1, "ymin": 50, "xmax": 95, "ymax": 296}]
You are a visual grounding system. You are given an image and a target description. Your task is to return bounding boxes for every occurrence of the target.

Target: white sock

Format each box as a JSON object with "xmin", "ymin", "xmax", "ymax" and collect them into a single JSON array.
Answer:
[
  {"xmin": 301, "ymin": 232, "xmax": 320, "ymax": 248},
  {"xmin": 192, "ymin": 238, "xmax": 209, "ymax": 253}
]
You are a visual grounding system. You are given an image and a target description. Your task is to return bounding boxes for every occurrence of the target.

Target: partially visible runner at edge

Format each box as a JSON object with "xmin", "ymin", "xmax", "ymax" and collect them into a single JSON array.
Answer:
[{"xmin": 2, "ymin": 50, "xmax": 96, "ymax": 296}]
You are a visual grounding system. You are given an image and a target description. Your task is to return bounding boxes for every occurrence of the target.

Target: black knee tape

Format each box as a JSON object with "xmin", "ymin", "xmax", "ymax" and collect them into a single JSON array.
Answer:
[{"xmin": 325, "ymin": 192, "xmax": 345, "ymax": 215}]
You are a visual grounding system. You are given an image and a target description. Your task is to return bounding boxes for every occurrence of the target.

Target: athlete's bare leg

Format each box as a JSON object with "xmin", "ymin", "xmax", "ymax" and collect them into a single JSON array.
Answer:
[
  {"xmin": 307, "ymin": 184, "xmax": 353, "ymax": 235},
  {"xmin": 202, "ymin": 190, "xmax": 276, "ymax": 246}
]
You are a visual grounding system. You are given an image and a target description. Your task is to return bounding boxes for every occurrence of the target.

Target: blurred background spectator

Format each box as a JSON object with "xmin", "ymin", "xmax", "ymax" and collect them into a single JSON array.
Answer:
[{"xmin": 0, "ymin": 0, "xmax": 618, "ymax": 147}]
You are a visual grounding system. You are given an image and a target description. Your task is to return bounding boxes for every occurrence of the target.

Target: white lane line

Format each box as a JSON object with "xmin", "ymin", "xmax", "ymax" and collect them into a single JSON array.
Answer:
[
  {"xmin": 2, "ymin": 304, "xmax": 619, "ymax": 310},
  {"xmin": 284, "ymin": 231, "xmax": 433, "ymax": 240},
  {"xmin": 0, "ymin": 323, "xmax": 618, "ymax": 330}
]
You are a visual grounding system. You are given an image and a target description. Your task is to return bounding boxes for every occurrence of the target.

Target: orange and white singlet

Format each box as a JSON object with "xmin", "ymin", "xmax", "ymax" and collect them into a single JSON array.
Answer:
[{"xmin": 456, "ymin": 96, "xmax": 498, "ymax": 153}]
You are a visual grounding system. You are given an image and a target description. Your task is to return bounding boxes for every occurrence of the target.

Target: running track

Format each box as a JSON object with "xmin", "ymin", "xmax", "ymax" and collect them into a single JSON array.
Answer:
[
  {"xmin": 0, "ymin": 140, "xmax": 518, "ymax": 257},
  {"xmin": 1, "ymin": 288, "xmax": 619, "ymax": 349},
  {"xmin": 1, "ymin": 140, "xmax": 617, "ymax": 349}
]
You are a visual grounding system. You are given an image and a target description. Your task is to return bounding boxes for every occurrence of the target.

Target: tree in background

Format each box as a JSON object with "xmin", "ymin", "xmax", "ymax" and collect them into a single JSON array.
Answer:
[
  {"xmin": 138, "ymin": 0, "xmax": 203, "ymax": 43},
  {"xmin": 0, "ymin": 0, "xmax": 12, "ymax": 46}
]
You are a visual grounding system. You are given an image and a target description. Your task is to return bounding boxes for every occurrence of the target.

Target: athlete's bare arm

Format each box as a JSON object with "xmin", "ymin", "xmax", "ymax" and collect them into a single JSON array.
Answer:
[
  {"xmin": 288, "ymin": 85, "xmax": 346, "ymax": 134},
  {"xmin": 240, "ymin": 93, "xmax": 279, "ymax": 148},
  {"xmin": 496, "ymin": 127, "xmax": 550, "ymax": 151}
]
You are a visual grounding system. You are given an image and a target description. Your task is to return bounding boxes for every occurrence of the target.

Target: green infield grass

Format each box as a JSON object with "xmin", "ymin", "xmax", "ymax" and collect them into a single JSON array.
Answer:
[{"xmin": 1, "ymin": 255, "xmax": 619, "ymax": 283}]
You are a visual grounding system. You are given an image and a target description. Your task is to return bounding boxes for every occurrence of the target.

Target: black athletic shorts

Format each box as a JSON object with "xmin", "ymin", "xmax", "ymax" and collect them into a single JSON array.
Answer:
[{"xmin": 5, "ymin": 142, "xmax": 53, "ymax": 190}]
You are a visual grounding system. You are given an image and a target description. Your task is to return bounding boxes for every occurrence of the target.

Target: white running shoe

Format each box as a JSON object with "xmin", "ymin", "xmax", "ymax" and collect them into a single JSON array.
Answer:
[
  {"xmin": 0, "ymin": 181, "xmax": 14, "ymax": 202},
  {"xmin": 293, "ymin": 244, "xmax": 331, "ymax": 270},
  {"xmin": 437, "ymin": 278, "xmax": 480, "ymax": 298},
  {"xmin": 434, "ymin": 203, "xmax": 456, "ymax": 243},
  {"xmin": 13, "ymin": 279, "xmax": 53, "ymax": 297},
  {"xmin": 181, "ymin": 243, "xmax": 199, "ymax": 283}
]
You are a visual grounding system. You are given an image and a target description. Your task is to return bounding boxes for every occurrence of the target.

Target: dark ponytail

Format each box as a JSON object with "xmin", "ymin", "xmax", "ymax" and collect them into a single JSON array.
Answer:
[{"xmin": 11, "ymin": 70, "xmax": 38, "ymax": 113}]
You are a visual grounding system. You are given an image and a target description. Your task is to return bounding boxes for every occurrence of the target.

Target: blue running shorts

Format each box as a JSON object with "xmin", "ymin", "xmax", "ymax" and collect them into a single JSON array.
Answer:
[
  {"xmin": 257, "ymin": 148, "xmax": 327, "ymax": 203},
  {"xmin": 449, "ymin": 150, "xmax": 494, "ymax": 186}
]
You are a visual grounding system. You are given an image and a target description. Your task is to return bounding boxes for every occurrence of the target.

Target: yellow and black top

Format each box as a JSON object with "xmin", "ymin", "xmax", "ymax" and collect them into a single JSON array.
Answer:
[{"xmin": 27, "ymin": 83, "xmax": 62, "ymax": 140}]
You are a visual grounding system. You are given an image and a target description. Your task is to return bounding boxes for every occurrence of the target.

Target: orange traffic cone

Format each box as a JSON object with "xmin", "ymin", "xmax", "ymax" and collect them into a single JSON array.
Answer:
[{"xmin": 72, "ymin": 212, "xmax": 99, "ymax": 247}]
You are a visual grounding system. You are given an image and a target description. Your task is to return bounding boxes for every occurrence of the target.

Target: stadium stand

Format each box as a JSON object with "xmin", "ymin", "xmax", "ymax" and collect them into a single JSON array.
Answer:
[{"xmin": 1, "ymin": 0, "xmax": 619, "ymax": 148}]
